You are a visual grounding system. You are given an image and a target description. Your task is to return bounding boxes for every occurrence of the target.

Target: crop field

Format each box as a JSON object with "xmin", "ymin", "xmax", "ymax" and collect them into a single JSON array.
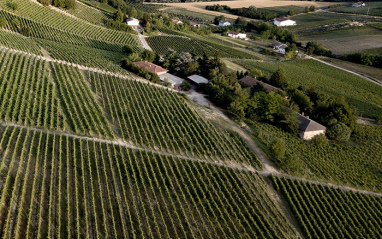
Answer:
[
  {"xmin": 0, "ymin": 125, "xmax": 298, "ymax": 238},
  {"xmin": 272, "ymin": 176, "xmax": 382, "ymax": 238},
  {"xmin": 68, "ymin": 0, "xmax": 111, "ymax": 25},
  {"xmin": 297, "ymin": 27, "xmax": 382, "ymax": 55},
  {"xmin": 87, "ymin": 71, "xmax": 261, "ymax": 166},
  {"xmin": 164, "ymin": 7, "xmax": 215, "ymax": 23},
  {"xmin": 37, "ymin": 39, "xmax": 127, "ymax": 73},
  {"xmin": 249, "ymin": 121, "xmax": 382, "ymax": 192},
  {"xmin": 150, "ymin": 30, "xmax": 260, "ymax": 59},
  {"xmin": 0, "ymin": 0, "xmax": 139, "ymax": 46},
  {"xmin": 234, "ymin": 59, "xmax": 382, "ymax": 118},
  {"xmin": 79, "ymin": 0, "xmax": 117, "ymax": 14},
  {"xmin": 290, "ymin": 11, "xmax": 382, "ymax": 25},
  {"xmin": 258, "ymin": 5, "xmax": 305, "ymax": 16},
  {"xmin": 331, "ymin": 2, "xmax": 382, "ymax": 17},
  {"xmin": 0, "ymin": 31, "xmax": 42, "ymax": 55}
]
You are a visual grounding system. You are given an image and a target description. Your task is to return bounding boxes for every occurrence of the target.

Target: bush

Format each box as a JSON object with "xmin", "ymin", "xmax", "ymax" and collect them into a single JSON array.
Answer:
[
  {"xmin": 327, "ymin": 122, "xmax": 352, "ymax": 141},
  {"xmin": 270, "ymin": 69, "xmax": 288, "ymax": 89},
  {"xmin": 271, "ymin": 138, "xmax": 286, "ymax": 160},
  {"xmin": 122, "ymin": 45, "xmax": 134, "ymax": 54},
  {"xmin": 376, "ymin": 116, "xmax": 382, "ymax": 125},
  {"xmin": 311, "ymin": 134, "xmax": 329, "ymax": 147},
  {"xmin": 11, "ymin": 18, "xmax": 20, "ymax": 27},
  {"xmin": 8, "ymin": 2, "xmax": 18, "ymax": 11},
  {"xmin": 20, "ymin": 26, "xmax": 31, "ymax": 37},
  {"xmin": 180, "ymin": 81, "xmax": 192, "ymax": 91},
  {"xmin": 0, "ymin": 17, "xmax": 6, "ymax": 28},
  {"xmin": 141, "ymin": 50, "xmax": 156, "ymax": 63},
  {"xmin": 38, "ymin": 0, "xmax": 52, "ymax": 5}
]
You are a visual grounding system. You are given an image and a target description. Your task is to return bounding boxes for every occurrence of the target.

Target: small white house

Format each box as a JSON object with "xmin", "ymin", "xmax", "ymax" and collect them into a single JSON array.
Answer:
[
  {"xmin": 228, "ymin": 31, "xmax": 247, "ymax": 39},
  {"xmin": 278, "ymin": 44, "xmax": 288, "ymax": 54},
  {"xmin": 172, "ymin": 19, "xmax": 183, "ymax": 24},
  {"xmin": 190, "ymin": 22, "xmax": 200, "ymax": 28},
  {"xmin": 297, "ymin": 113, "xmax": 327, "ymax": 140},
  {"xmin": 352, "ymin": 1, "xmax": 365, "ymax": 7},
  {"xmin": 219, "ymin": 20, "xmax": 231, "ymax": 27},
  {"xmin": 273, "ymin": 18, "xmax": 296, "ymax": 27},
  {"xmin": 126, "ymin": 17, "xmax": 140, "ymax": 28}
]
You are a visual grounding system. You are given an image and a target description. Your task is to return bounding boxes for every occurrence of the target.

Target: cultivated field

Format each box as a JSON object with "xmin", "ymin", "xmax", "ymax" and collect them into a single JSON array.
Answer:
[
  {"xmin": 148, "ymin": 0, "xmax": 345, "ymax": 19},
  {"xmin": 331, "ymin": 1, "xmax": 382, "ymax": 17}
]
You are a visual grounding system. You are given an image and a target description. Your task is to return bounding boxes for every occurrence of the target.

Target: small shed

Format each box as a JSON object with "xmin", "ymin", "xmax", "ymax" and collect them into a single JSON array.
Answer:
[
  {"xmin": 172, "ymin": 19, "xmax": 183, "ymax": 24},
  {"xmin": 190, "ymin": 22, "xmax": 200, "ymax": 28},
  {"xmin": 187, "ymin": 75, "xmax": 209, "ymax": 85},
  {"xmin": 297, "ymin": 113, "xmax": 327, "ymax": 140},
  {"xmin": 160, "ymin": 73, "xmax": 184, "ymax": 87},
  {"xmin": 352, "ymin": 1, "xmax": 365, "ymax": 7}
]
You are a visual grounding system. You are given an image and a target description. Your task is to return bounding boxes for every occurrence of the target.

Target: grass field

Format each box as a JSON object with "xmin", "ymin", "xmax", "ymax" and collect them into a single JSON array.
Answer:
[
  {"xmin": 331, "ymin": 1, "xmax": 382, "ymax": 17},
  {"xmin": 233, "ymin": 59, "xmax": 382, "ymax": 118},
  {"xmin": 317, "ymin": 56, "xmax": 382, "ymax": 82}
]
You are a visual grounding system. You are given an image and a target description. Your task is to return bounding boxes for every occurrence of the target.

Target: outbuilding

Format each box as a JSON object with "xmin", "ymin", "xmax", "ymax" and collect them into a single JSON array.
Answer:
[
  {"xmin": 228, "ymin": 31, "xmax": 247, "ymax": 39},
  {"xmin": 160, "ymin": 73, "xmax": 184, "ymax": 87},
  {"xmin": 187, "ymin": 75, "xmax": 209, "ymax": 85},
  {"xmin": 126, "ymin": 17, "xmax": 140, "ymax": 28},
  {"xmin": 239, "ymin": 76, "xmax": 277, "ymax": 92},
  {"xmin": 172, "ymin": 19, "xmax": 183, "ymax": 24},
  {"xmin": 297, "ymin": 113, "xmax": 327, "ymax": 140},
  {"xmin": 352, "ymin": 1, "xmax": 365, "ymax": 7},
  {"xmin": 273, "ymin": 18, "xmax": 296, "ymax": 26}
]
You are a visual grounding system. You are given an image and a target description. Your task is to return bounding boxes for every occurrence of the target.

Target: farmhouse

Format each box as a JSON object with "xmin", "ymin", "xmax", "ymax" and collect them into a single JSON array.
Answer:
[
  {"xmin": 132, "ymin": 61, "xmax": 168, "ymax": 75},
  {"xmin": 239, "ymin": 76, "xmax": 277, "ymax": 92},
  {"xmin": 352, "ymin": 1, "xmax": 365, "ymax": 7},
  {"xmin": 187, "ymin": 75, "xmax": 209, "ymax": 85},
  {"xmin": 296, "ymin": 113, "xmax": 327, "ymax": 140},
  {"xmin": 271, "ymin": 42, "xmax": 288, "ymax": 54},
  {"xmin": 172, "ymin": 19, "xmax": 183, "ymax": 24},
  {"xmin": 273, "ymin": 18, "xmax": 296, "ymax": 27},
  {"xmin": 126, "ymin": 17, "xmax": 140, "ymax": 28},
  {"xmin": 228, "ymin": 31, "xmax": 247, "ymax": 39},
  {"xmin": 190, "ymin": 22, "xmax": 200, "ymax": 27},
  {"xmin": 219, "ymin": 20, "xmax": 231, "ymax": 27}
]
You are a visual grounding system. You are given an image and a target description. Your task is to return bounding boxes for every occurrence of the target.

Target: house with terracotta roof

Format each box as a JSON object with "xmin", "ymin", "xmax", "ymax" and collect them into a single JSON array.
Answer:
[
  {"xmin": 296, "ymin": 113, "xmax": 327, "ymax": 140},
  {"xmin": 132, "ymin": 61, "xmax": 168, "ymax": 75},
  {"xmin": 273, "ymin": 18, "xmax": 296, "ymax": 26},
  {"xmin": 239, "ymin": 76, "xmax": 277, "ymax": 92},
  {"xmin": 228, "ymin": 31, "xmax": 247, "ymax": 39},
  {"xmin": 190, "ymin": 22, "xmax": 200, "ymax": 28}
]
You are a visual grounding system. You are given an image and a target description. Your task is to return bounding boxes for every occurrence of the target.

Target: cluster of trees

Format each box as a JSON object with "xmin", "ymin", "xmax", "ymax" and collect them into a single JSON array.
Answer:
[
  {"xmin": 38, "ymin": 0, "xmax": 76, "ymax": 9},
  {"xmin": 197, "ymin": 57, "xmax": 356, "ymax": 140},
  {"xmin": 107, "ymin": 8, "xmax": 136, "ymax": 32},
  {"xmin": 251, "ymin": 22, "xmax": 296, "ymax": 43},
  {"xmin": 305, "ymin": 41, "xmax": 332, "ymax": 56},
  {"xmin": 340, "ymin": 53, "xmax": 382, "ymax": 68},
  {"xmin": 207, "ymin": 5, "xmax": 278, "ymax": 20},
  {"xmin": 287, "ymin": 6, "xmax": 315, "ymax": 16}
]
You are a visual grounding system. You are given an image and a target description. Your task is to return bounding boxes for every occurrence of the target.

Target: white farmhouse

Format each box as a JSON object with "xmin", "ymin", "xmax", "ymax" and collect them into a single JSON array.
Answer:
[
  {"xmin": 273, "ymin": 18, "xmax": 296, "ymax": 27},
  {"xmin": 228, "ymin": 31, "xmax": 247, "ymax": 39},
  {"xmin": 352, "ymin": 1, "xmax": 366, "ymax": 7},
  {"xmin": 219, "ymin": 20, "xmax": 231, "ymax": 27},
  {"xmin": 172, "ymin": 19, "xmax": 183, "ymax": 24},
  {"xmin": 278, "ymin": 44, "xmax": 288, "ymax": 54},
  {"xmin": 297, "ymin": 113, "xmax": 327, "ymax": 140},
  {"xmin": 126, "ymin": 17, "xmax": 140, "ymax": 28}
]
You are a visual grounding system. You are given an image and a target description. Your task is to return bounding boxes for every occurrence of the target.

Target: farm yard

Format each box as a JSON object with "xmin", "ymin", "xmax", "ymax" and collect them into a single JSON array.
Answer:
[{"xmin": 0, "ymin": 0, "xmax": 381, "ymax": 237}]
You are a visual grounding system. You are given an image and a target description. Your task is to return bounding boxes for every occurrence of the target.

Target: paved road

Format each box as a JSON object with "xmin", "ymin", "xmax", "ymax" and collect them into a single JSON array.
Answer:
[
  {"xmin": 136, "ymin": 28, "xmax": 153, "ymax": 51},
  {"xmin": 306, "ymin": 55, "xmax": 382, "ymax": 87}
]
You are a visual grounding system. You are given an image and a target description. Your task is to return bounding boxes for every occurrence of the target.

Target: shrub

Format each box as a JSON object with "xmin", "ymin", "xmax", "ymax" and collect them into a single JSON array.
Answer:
[
  {"xmin": 9, "ymin": 2, "xmax": 18, "ymax": 11},
  {"xmin": 11, "ymin": 18, "xmax": 20, "ymax": 27},
  {"xmin": 327, "ymin": 122, "xmax": 352, "ymax": 141},
  {"xmin": 180, "ymin": 81, "xmax": 192, "ymax": 91},
  {"xmin": 0, "ymin": 17, "xmax": 6, "ymax": 28},
  {"xmin": 271, "ymin": 138, "xmax": 286, "ymax": 160},
  {"xmin": 270, "ymin": 69, "xmax": 288, "ymax": 89},
  {"xmin": 122, "ymin": 45, "xmax": 133, "ymax": 54},
  {"xmin": 20, "ymin": 26, "xmax": 31, "ymax": 37},
  {"xmin": 311, "ymin": 134, "xmax": 329, "ymax": 147}
]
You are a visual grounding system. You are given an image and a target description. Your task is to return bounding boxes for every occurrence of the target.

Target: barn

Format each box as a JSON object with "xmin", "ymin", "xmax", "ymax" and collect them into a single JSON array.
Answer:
[{"xmin": 297, "ymin": 113, "xmax": 327, "ymax": 140}]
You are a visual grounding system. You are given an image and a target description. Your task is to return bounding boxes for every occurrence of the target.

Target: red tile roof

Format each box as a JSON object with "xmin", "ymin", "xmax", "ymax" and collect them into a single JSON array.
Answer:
[
  {"xmin": 275, "ymin": 17, "xmax": 289, "ymax": 22},
  {"xmin": 132, "ymin": 61, "xmax": 168, "ymax": 75},
  {"xmin": 228, "ymin": 31, "xmax": 240, "ymax": 35}
]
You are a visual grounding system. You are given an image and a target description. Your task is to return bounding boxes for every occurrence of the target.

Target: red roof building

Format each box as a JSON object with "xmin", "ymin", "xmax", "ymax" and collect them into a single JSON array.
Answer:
[{"xmin": 132, "ymin": 61, "xmax": 168, "ymax": 75}]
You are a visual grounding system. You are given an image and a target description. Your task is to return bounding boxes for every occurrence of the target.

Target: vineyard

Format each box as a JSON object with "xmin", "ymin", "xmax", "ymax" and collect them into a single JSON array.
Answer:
[
  {"xmin": 272, "ymin": 176, "xmax": 382, "ymax": 238},
  {"xmin": 248, "ymin": 121, "xmax": 382, "ymax": 192},
  {"xmin": 68, "ymin": 0, "xmax": 111, "ymax": 25},
  {"xmin": 234, "ymin": 59, "xmax": 382, "ymax": 118},
  {"xmin": 0, "ymin": 125, "xmax": 298, "ymax": 238},
  {"xmin": 0, "ymin": 0, "xmax": 139, "ymax": 46},
  {"xmin": 0, "ymin": 31, "xmax": 42, "ymax": 55},
  {"xmin": 87, "ymin": 71, "xmax": 261, "ymax": 167}
]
